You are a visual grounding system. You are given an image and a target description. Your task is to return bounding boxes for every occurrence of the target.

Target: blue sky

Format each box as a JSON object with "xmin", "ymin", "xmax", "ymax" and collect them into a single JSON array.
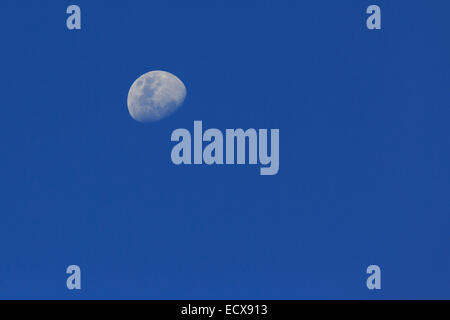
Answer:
[{"xmin": 0, "ymin": 0, "xmax": 449, "ymax": 299}]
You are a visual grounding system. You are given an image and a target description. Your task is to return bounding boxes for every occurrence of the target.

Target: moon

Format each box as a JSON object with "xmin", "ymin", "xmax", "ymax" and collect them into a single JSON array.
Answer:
[{"xmin": 127, "ymin": 70, "xmax": 186, "ymax": 123}]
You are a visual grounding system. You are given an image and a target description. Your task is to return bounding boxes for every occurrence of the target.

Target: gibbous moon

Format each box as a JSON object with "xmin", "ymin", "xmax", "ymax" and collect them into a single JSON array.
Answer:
[{"xmin": 127, "ymin": 70, "xmax": 186, "ymax": 123}]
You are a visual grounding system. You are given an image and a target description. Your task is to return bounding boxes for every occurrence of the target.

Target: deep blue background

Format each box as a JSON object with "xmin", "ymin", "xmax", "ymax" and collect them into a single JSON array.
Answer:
[{"xmin": 0, "ymin": 0, "xmax": 449, "ymax": 299}]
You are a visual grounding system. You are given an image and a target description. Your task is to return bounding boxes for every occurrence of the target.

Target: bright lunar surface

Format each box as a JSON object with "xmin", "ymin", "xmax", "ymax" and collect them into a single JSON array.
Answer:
[{"xmin": 127, "ymin": 70, "xmax": 186, "ymax": 123}]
